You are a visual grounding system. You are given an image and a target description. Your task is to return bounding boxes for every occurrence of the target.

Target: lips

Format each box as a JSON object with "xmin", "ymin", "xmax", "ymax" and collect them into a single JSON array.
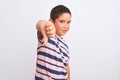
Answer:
[{"xmin": 62, "ymin": 30, "xmax": 68, "ymax": 33}]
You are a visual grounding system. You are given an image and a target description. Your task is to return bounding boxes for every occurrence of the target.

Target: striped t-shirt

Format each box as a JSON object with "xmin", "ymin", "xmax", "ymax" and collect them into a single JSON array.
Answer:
[{"xmin": 35, "ymin": 31, "xmax": 70, "ymax": 80}]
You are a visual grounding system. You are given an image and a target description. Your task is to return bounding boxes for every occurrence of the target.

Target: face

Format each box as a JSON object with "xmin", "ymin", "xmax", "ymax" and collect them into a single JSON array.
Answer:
[{"xmin": 53, "ymin": 13, "xmax": 71, "ymax": 37}]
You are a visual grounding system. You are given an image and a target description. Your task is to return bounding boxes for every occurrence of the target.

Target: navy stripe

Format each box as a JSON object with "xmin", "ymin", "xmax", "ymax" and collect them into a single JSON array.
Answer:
[
  {"xmin": 45, "ymin": 46, "xmax": 69, "ymax": 59},
  {"xmin": 36, "ymin": 70, "xmax": 67, "ymax": 80},
  {"xmin": 37, "ymin": 46, "xmax": 60, "ymax": 54},
  {"xmin": 61, "ymin": 50, "xmax": 69, "ymax": 59},
  {"xmin": 37, "ymin": 46, "xmax": 44, "ymax": 49},
  {"xmin": 38, "ymin": 46, "xmax": 60, "ymax": 55},
  {"xmin": 48, "ymin": 38, "xmax": 60, "ymax": 48},
  {"xmin": 37, "ymin": 58, "xmax": 64, "ymax": 68},
  {"xmin": 37, "ymin": 38, "xmax": 59, "ymax": 50},
  {"xmin": 38, "ymin": 51, "xmax": 63, "ymax": 63},
  {"xmin": 41, "ymin": 46, "xmax": 60, "ymax": 54},
  {"xmin": 38, "ymin": 46, "xmax": 61, "ymax": 54},
  {"xmin": 61, "ymin": 46, "xmax": 69, "ymax": 54},
  {"xmin": 36, "ymin": 70, "xmax": 50, "ymax": 77},
  {"xmin": 56, "ymin": 37, "xmax": 69, "ymax": 49},
  {"xmin": 38, "ymin": 46, "xmax": 69, "ymax": 59},
  {"xmin": 35, "ymin": 76, "xmax": 44, "ymax": 80},
  {"xmin": 52, "ymin": 78, "xmax": 67, "ymax": 80},
  {"xmin": 45, "ymin": 46, "xmax": 60, "ymax": 54},
  {"xmin": 37, "ymin": 64, "xmax": 67, "ymax": 76},
  {"xmin": 59, "ymin": 48, "xmax": 69, "ymax": 59}
]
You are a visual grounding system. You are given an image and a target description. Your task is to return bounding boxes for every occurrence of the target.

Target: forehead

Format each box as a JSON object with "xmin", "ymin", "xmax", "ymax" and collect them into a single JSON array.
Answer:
[{"xmin": 57, "ymin": 13, "xmax": 71, "ymax": 21}]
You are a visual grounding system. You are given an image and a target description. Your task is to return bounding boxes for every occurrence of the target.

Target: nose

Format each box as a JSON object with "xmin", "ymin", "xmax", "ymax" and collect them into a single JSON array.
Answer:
[{"xmin": 64, "ymin": 23, "xmax": 69, "ymax": 29}]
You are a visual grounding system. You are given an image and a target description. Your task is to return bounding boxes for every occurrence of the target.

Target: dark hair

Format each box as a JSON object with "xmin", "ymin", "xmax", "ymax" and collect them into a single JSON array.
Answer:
[{"xmin": 50, "ymin": 5, "xmax": 71, "ymax": 21}]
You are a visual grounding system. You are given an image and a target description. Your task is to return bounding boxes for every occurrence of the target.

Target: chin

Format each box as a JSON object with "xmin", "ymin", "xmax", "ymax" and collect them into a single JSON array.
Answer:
[
  {"xmin": 61, "ymin": 33, "xmax": 66, "ymax": 36},
  {"xmin": 57, "ymin": 33, "xmax": 66, "ymax": 37}
]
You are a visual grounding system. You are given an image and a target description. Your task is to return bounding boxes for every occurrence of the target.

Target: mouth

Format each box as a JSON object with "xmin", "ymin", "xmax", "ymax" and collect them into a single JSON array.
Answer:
[{"xmin": 62, "ymin": 30, "xmax": 68, "ymax": 33}]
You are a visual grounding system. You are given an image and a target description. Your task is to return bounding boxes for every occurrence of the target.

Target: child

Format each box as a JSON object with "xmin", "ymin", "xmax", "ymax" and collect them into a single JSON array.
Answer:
[{"xmin": 35, "ymin": 5, "xmax": 71, "ymax": 80}]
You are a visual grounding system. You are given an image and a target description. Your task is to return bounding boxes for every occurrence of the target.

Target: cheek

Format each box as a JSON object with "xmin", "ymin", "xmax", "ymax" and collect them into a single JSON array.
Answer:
[
  {"xmin": 55, "ymin": 26, "xmax": 61, "ymax": 32},
  {"xmin": 55, "ymin": 24, "xmax": 62, "ymax": 30},
  {"xmin": 67, "ymin": 26, "xmax": 70, "ymax": 30}
]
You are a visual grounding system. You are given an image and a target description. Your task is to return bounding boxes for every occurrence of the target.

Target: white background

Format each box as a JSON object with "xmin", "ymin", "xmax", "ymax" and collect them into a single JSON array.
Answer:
[{"xmin": 0, "ymin": 0, "xmax": 120, "ymax": 80}]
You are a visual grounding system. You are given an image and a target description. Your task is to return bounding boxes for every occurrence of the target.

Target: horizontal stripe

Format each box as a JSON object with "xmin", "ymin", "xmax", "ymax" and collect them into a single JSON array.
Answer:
[
  {"xmin": 37, "ymin": 58, "xmax": 64, "ymax": 68},
  {"xmin": 36, "ymin": 71, "xmax": 67, "ymax": 80},
  {"xmin": 38, "ymin": 40, "xmax": 59, "ymax": 51},
  {"xmin": 37, "ymin": 59, "xmax": 66, "ymax": 72},
  {"xmin": 38, "ymin": 46, "xmax": 60, "ymax": 54},
  {"xmin": 37, "ymin": 37, "xmax": 58, "ymax": 50},
  {"xmin": 52, "ymin": 77, "xmax": 67, "ymax": 80},
  {"xmin": 37, "ymin": 51, "xmax": 63, "ymax": 63},
  {"xmin": 36, "ymin": 70, "xmax": 50, "ymax": 77},
  {"xmin": 36, "ymin": 66, "xmax": 67, "ymax": 79},
  {"xmin": 37, "ymin": 64, "xmax": 66, "ymax": 76},
  {"xmin": 48, "ymin": 38, "xmax": 59, "ymax": 48},
  {"xmin": 37, "ymin": 55, "xmax": 65, "ymax": 68},
  {"xmin": 35, "ymin": 75, "xmax": 44, "ymax": 80},
  {"xmin": 36, "ymin": 71, "xmax": 50, "ymax": 80},
  {"xmin": 37, "ymin": 38, "xmax": 69, "ymax": 60},
  {"xmin": 38, "ymin": 41, "xmax": 69, "ymax": 59},
  {"xmin": 38, "ymin": 46, "xmax": 61, "ymax": 59}
]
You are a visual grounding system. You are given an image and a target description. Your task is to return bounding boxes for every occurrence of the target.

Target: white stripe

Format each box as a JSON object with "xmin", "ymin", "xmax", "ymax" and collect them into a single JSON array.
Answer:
[
  {"xmin": 37, "ymin": 59, "xmax": 66, "ymax": 72},
  {"xmin": 37, "ymin": 55, "xmax": 65, "ymax": 68},
  {"xmin": 36, "ymin": 67, "xmax": 67, "ymax": 79},
  {"xmin": 36, "ymin": 71, "xmax": 51, "ymax": 80},
  {"xmin": 38, "ymin": 46, "xmax": 61, "ymax": 59}
]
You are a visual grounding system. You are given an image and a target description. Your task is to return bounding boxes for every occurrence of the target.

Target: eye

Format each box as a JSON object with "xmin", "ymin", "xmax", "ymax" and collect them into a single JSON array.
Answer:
[
  {"xmin": 60, "ymin": 20, "xmax": 65, "ymax": 23},
  {"xmin": 67, "ymin": 21, "xmax": 71, "ymax": 24}
]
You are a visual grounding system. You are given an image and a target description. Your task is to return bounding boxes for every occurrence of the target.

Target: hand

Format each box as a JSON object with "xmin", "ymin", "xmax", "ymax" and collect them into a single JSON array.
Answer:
[
  {"xmin": 36, "ymin": 20, "xmax": 48, "ymax": 46},
  {"xmin": 45, "ymin": 21, "xmax": 56, "ymax": 38},
  {"xmin": 66, "ymin": 64, "xmax": 70, "ymax": 80},
  {"xmin": 36, "ymin": 20, "xmax": 56, "ymax": 46},
  {"xmin": 68, "ymin": 76, "xmax": 70, "ymax": 80}
]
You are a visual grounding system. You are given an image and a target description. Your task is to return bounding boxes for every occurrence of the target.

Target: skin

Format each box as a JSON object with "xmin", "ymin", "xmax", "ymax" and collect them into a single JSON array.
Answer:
[
  {"xmin": 52, "ymin": 13, "xmax": 71, "ymax": 37},
  {"xmin": 36, "ymin": 13, "xmax": 71, "ymax": 80},
  {"xmin": 36, "ymin": 20, "xmax": 56, "ymax": 45}
]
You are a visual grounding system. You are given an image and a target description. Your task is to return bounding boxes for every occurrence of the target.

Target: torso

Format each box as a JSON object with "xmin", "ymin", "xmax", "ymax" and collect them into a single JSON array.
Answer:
[{"xmin": 35, "ymin": 31, "xmax": 70, "ymax": 80}]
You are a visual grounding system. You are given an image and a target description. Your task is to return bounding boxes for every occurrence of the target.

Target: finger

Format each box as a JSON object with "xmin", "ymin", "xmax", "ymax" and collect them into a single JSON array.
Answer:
[
  {"xmin": 45, "ymin": 27, "xmax": 52, "ymax": 32},
  {"xmin": 39, "ymin": 24, "xmax": 48, "ymax": 46},
  {"xmin": 46, "ymin": 30, "xmax": 56, "ymax": 38},
  {"xmin": 41, "ymin": 29, "xmax": 48, "ymax": 46},
  {"xmin": 46, "ymin": 30, "xmax": 53, "ymax": 35},
  {"xmin": 45, "ymin": 25, "xmax": 54, "ymax": 31}
]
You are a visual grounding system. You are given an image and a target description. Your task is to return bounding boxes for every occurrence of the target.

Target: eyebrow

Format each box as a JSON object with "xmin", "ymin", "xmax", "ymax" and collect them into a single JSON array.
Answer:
[
  {"xmin": 68, "ymin": 20, "xmax": 71, "ymax": 23},
  {"xmin": 59, "ymin": 19, "xmax": 71, "ymax": 23}
]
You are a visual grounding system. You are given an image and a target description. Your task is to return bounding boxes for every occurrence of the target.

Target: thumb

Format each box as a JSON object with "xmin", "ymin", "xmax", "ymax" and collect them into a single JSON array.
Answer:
[
  {"xmin": 40, "ymin": 28, "xmax": 48, "ymax": 46},
  {"xmin": 36, "ymin": 20, "xmax": 48, "ymax": 46},
  {"xmin": 40, "ymin": 27, "xmax": 49, "ymax": 46},
  {"xmin": 42, "ymin": 34, "xmax": 48, "ymax": 46}
]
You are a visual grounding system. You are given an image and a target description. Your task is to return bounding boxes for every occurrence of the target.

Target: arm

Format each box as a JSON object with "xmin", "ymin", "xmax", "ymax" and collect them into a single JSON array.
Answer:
[{"xmin": 66, "ymin": 64, "xmax": 70, "ymax": 80}]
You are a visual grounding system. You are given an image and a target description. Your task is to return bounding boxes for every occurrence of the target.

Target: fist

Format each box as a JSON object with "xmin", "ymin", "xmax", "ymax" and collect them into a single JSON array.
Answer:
[{"xmin": 45, "ymin": 21, "xmax": 56, "ymax": 38}]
